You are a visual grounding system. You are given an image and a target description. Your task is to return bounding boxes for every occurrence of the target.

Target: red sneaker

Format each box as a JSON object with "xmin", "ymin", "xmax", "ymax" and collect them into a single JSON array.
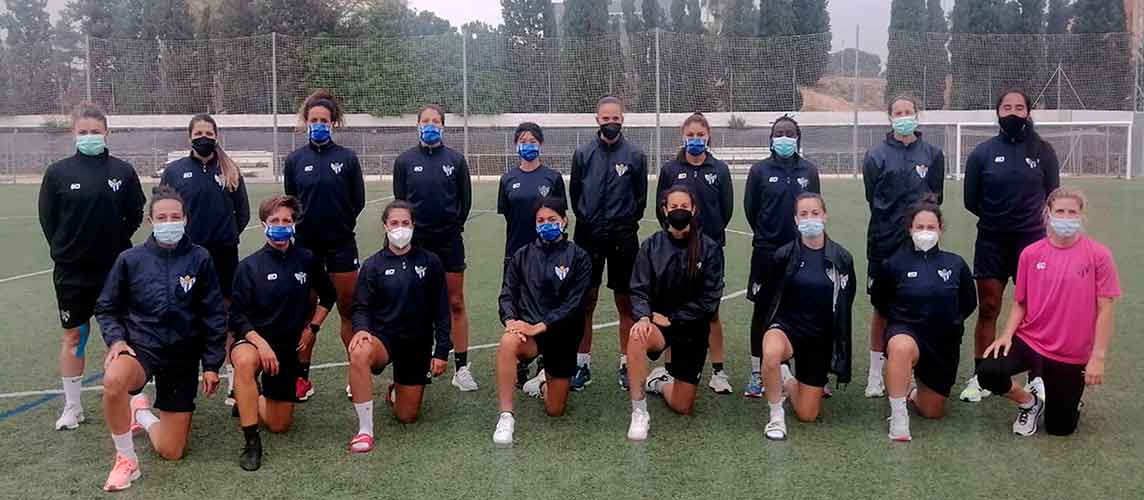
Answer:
[
  {"xmin": 102, "ymin": 453, "xmax": 141, "ymax": 492},
  {"xmin": 349, "ymin": 433, "xmax": 374, "ymax": 454},
  {"xmin": 296, "ymin": 377, "xmax": 314, "ymax": 402}
]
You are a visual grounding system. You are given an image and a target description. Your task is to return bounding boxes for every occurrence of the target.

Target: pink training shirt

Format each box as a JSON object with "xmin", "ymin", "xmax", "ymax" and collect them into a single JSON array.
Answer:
[{"xmin": 1014, "ymin": 235, "xmax": 1121, "ymax": 365}]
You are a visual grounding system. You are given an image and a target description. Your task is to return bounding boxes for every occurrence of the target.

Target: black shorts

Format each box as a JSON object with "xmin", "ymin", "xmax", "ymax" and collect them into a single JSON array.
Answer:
[
  {"xmin": 373, "ymin": 335, "xmax": 433, "ymax": 386},
  {"xmin": 578, "ymin": 234, "xmax": 639, "ymax": 293},
  {"xmin": 52, "ymin": 264, "xmax": 111, "ymax": 329},
  {"xmin": 746, "ymin": 246, "xmax": 775, "ymax": 302},
  {"xmin": 297, "ymin": 237, "xmax": 360, "ymax": 273},
  {"xmin": 416, "ymin": 233, "xmax": 466, "ymax": 273},
  {"xmin": 127, "ymin": 346, "xmax": 201, "ymax": 413},
  {"xmin": 647, "ymin": 319, "xmax": 710, "ymax": 385},
  {"xmin": 770, "ymin": 322, "xmax": 832, "ymax": 388},
  {"xmin": 884, "ymin": 323, "xmax": 960, "ymax": 397},
  {"xmin": 975, "ymin": 335, "xmax": 1086, "ymax": 436},
  {"xmin": 973, "ymin": 229, "xmax": 1043, "ymax": 282},
  {"xmin": 525, "ymin": 319, "xmax": 585, "ymax": 379},
  {"xmin": 231, "ymin": 339, "xmax": 299, "ymax": 403},
  {"xmin": 202, "ymin": 243, "xmax": 239, "ymax": 299}
]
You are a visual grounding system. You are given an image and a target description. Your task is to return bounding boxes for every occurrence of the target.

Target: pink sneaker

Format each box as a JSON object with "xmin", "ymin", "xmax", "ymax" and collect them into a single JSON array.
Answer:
[
  {"xmin": 349, "ymin": 433, "xmax": 374, "ymax": 454},
  {"xmin": 102, "ymin": 454, "xmax": 141, "ymax": 492},
  {"xmin": 129, "ymin": 396, "xmax": 150, "ymax": 435}
]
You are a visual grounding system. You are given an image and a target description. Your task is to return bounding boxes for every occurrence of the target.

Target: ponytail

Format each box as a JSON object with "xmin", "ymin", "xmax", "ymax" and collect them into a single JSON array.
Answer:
[{"xmin": 189, "ymin": 113, "xmax": 242, "ymax": 192}]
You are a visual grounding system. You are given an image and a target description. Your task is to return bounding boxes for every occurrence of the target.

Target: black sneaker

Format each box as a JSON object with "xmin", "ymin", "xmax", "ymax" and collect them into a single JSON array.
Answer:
[
  {"xmin": 515, "ymin": 360, "xmax": 531, "ymax": 388},
  {"xmin": 240, "ymin": 440, "xmax": 263, "ymax": 471},
  {"xmin": 617, "ymin": 364, "xmax": 629, "ymax": 391},
  {"xmin": 571, "ymin": 365, "xmax": 592, "ymax": 392}
]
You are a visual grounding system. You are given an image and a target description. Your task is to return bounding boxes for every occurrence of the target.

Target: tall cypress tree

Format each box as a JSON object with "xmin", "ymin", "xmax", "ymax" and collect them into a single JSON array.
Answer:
[
  {"xmin": 1071, "ymin": 0, "xmax": 1129, "ymax": 109},
  {"xmin": 793, "ymin": 0, "xmax": 831, "ymax": 87},
  {"xmin": 885, "ymin": 0, "xmax": 926, "ymax": 106},
  {"xmin": 642, "ymin": 0, "xmax": 664, "ymax": 30},
  {"xmin": 950, "ymin": 0, "xmax": 1007, "ymax": 109},
  {"xmin": 1071, "ymin": 0, "xmax": 1126, "ymax": 33},
  {"xmin": 560, "ymin": 0, "xmax": 615, "ymax": 112},
  {"xmin": 1045, "ymin": 0, "xmax": 1072, "ymax": 33},
  {"xmin": 757, "ymin": 0, "xmax": 796, "ymax": 37},
  {"xmin": 2, "ymin": 0, "xmax": 59, "ymax": 114},
  {"xmin": 924, "ymin": 0, "xmax": 949, "ymax": 109}
]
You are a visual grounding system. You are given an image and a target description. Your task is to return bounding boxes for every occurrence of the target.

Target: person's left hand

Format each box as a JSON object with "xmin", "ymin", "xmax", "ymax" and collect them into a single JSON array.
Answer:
[
  {"xmin": 297, "ymin": 328, "xmax": 315, "ymax": 352},
  {"xmin": 202, "ymin": 371, "xmax": 220, "ymax": 396},
  {"xmin": 1084, "ymin": 357, "xmax": 1105, "ymax": 386},
  {"xmin": 430, "ymin": 358, "xmax": 448, "ymax": 377}
]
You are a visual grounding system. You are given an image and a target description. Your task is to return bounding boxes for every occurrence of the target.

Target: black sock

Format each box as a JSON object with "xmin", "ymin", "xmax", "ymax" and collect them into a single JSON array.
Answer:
[
  {"xmin": 712, "ymin": 362, "xmax": 724, "ymax": 373},
  {"xmin": 242, "ymin": 424, "xmax": 260, "ymax": 446},
  {"xmin": 299, "ymin": 362, "xmax": 311, "ymax": 381},
  {"xmin": 973, "ymin": 358, "xmax": 982, "ymax": 370},
  {"xmin": 664, "ymin": 362, "xmax": 674, "ymax": 374},
  {"xmin": 455, "ymin": 352, "xmax": 468, "ymax": 371}
]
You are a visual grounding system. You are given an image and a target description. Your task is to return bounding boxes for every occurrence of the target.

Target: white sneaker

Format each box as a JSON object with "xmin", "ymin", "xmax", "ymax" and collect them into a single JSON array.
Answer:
[
  {"xmin": 645, "ymin": 367, "xmax": 672, "ymax": 395},
  {"xmin": 764, "ymin": 417, "xmax": 787, "ymax": 441},
  {"xmin": 707, "ymin": 370, "xmax": 732, "ymax": 394},
  {"xmin": 627, "ymin": 409, "xmax": 650, "ymax": 441},
  {"xmin": 522, "ymin": 369, "xmax": 546, "ymax": 398},
  {"xmin": 864, "ymin": 373, "xmax": 885, "ymax": 398},
  {"xmin": 888, "ymin": 413, "xmax": 911, "ymax": 441},
  {"xmin": 958, "ymin": 375, "xmax": 992, "ymax": 402},
  {"xmin": 55, "ymin": 404, "xmax": 85, "ymax": 430},
  {"xmin": 1025, "ymin": 376, "xmax": 1045, "ymax": 402},
  {"xmin": 452, "ymin": 364, "xmax": 479, "ymax": 392},
  {"xmin": 345, "ymin": 384, "xmax": 353, "ymax": 400},
  {"xmin": 1013, "ymin": 396, "xmax": 1045, "ymax": 437},
  {"xmin": 492, "ymin": 413, "xmax": 515, "ymax": 447}
]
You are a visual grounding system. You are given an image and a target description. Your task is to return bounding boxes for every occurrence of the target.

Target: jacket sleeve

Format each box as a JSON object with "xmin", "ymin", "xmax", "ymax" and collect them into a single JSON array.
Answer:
[
  {"xmin": 348, "ymin": 154, "xmax": 366, "ymax": 216},
  {"xmin": 430, "ymin": 257, "xmax": 453, "ymax": 360},
  {"xmin": 37, "ymin": 169, "xmax": 57, "ymax": 243},
  {"xmin": 94, "ymin": 254, "xmax": 130, "ymax": 346},
  {"xmin": 628, "ymin": 242, "xmax": 654, "ymax": 322},
  {"xmin": 227, "ymin": 262, "xmax": 258, "ymax": 338},
  {"xmin": 957, "ymin": 258, "xmax": 978, "ymax": 321},
  {"xmin": 311, "ymin": 255, "xmax": 337, "ymax": 311},
  {"xmin": 232, "ymin": 175, "xmax": 252, "ymax": 232},
  {"xmin": 569, "ymin": 149, "xmax": 584, "ymax": 219},
  {"xmin": 754, "ymin": 245, "xmax": 788, "ymax": 318},
  {"xmin": 808, "ymin": 164, "xmax": 822, "ymax": 195},
  {"xmin": 693, "ymin": 241, "xmax": 726, "ymax": 317},
  {"xmin": 496, "ymin": 176, "xmax": 509, "ymax": 215},
  {"xmin": 831, "ymin": 250, "xmax": 857, "ymax": 385},
  {"xmin": 743, "ymin": 165, "xmax": 761, "ymax": 232},
  {"xmin": 869, "ymin": 256, "xmax": 894, "ymax": 315},
  {"xmin": 553, "ymin": 172, "xmax": 568, "ymax": 205},
  {"xmin": 456, "ymin": 154, "xmax": 473, "ymax": 225},
  {"xmin": 122, "ymin": 167, "xmax": 146, "ymax": 237},
  {"xmin": 542, "ymin": 250, "xmax": 594, "ymax": 327},
  {"xmin": 963, "ymin": 148, "xmax": 983, "ymax": 217},
  {"xmin": 928, "ymin": 149, "xmax": 946, "ymax": 205},
  {"xmin": 1041, "ymin": 141, "xmax": 1061, "ymax": 197},
  {"xmin": 195, "ymin": 256, "xmax": 229, "ymax": 373},
  {"xmin": 631, "ymin": 151, "xmax": 649, "ymax": 226},
  {"xmin": 283, "ymin": 156, "xmax": 297, "ymax": 196},
  {"xmin": 719, "ymin": 164, "xmax": 734, "ymax": 228},
  {"xmin": 392, "ymin": 156, "xmax": 406, "ymax": 200},
  {"xmin": 350, "ymin": 265, "xmax": 374, "ymax": 334},
  {"xmin": 497, "ymin": 250, "xmax": 521, "ymax": 323},
  {"xmin": 654, "ymin": 165, "xmax": 670, "ymax": 227},
  {"xmin": 862, "ymin": 152, "xmax": 878, "ymax": 205}
]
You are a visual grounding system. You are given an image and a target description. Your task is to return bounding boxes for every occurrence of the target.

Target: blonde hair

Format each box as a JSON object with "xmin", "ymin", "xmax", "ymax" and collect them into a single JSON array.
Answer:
[{"xmin": 1045, "ymin": 187, "xmax": 1088, "ymax": 214}]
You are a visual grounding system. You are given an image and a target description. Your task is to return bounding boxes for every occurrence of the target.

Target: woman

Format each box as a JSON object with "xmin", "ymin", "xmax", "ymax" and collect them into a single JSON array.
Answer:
[
  {"xmin": 743, "ymin": 114, "xmax": 822, "ymax": 398},
  {"xmin": 498, "ymin": 122, "xmax": 567, "ymax": 264},
  {"xmin": 654, "ymin": 112, "xmax": 734, "ymax": 395},
  {"xmin": 977, "ymin": 188, "xmax": 1120, "ymax": 437},
  {"xmin": 38, "ymin": 103, "xmax": 145, "ymax": 431},
  {"xmin": 228, "ymin": 195, "xmax": 335, "ymax": 471},
  {"xmin": 493, "ymin": 197, "xmax": 592, "ymax": 446},
  {"xmin": 756, "ymin": 193, "xmax": 855, "ymax": 441},
  {"xmin": 283, "ymin": 89, "xmax": 366, "ymax": 401},
  {"xmin": 161, "ymin": 113, "xmax": 251, "ymax": 404},
  {"xmin": 94, "ymin": 186, "xmax": 227, "ymax": 492},
  {"xmin": 960, "ymin": 89, "xmax": 1061, "ymax": 402},
  {"xmin": 862, "ymin": 95, "xmax": 946, "ymax": 398},
  {"xmin": 625, "ymin": 186, "xmax": 724, "ymax": 441},
  {"xmin": 346, "ymin": 201, "xmax": 451, "ymax": 453},
  {"xmin": 871, "ymin": 198, "xmax": 976, "ymax": 441},
  {"xmin": 393, "ymin": 104, "xmax": 475, "ymax": 391}
]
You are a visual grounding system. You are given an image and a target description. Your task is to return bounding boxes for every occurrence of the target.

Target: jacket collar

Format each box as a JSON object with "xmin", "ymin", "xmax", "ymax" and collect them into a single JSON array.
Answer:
[
  {"xmin": 144, "ymin": 235, "xmax": 193, "ymax": 257},
  {"xmin": 308, "ymin": 139, "xmax": 337, "ymax": 153},
  {"xmin": 884, "ymin": 131, "xmax": 924, "ymax": 149}
]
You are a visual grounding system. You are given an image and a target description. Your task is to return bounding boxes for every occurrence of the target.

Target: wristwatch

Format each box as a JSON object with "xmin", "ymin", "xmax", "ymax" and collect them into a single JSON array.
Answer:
[{"xmin": 308, "ymin": 323, "xmax": 321, "ymax": 335}]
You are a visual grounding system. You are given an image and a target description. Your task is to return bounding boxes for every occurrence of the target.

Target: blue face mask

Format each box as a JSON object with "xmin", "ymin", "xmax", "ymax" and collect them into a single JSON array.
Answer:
[
  {"xmin": 420, "ymin": 124, "xmax": 442, "ymax": 145},
  {"xmin": 892, "ymin": 116, "xmax": 919, "ymax": 136},
  {"xmin": 265, "ymin": 224, "xmax": 295, "ymax": 242},
  {"xmin": 518, "ymin": 143, "xmax": 541, "ymax": 161},
  {"xmin": 537, "ymin": 222, "xmax": 563, "ymax": 242},
  {"xmin": 153, "ymin": 221, "xmax": 185, "ymax": 245},
  {"xmin": 1049, "ymin": 216, "xmax": 1082, "ymax": 238},
  {"xmin": 772, "ymin": 136, "xmax": 798, "ymax": 158},
  {"xmin": 684, "ymin": 138, "xmax": 707, "ymax": 156},
  {"xmin": 76, "ymin": 134, "xmax": 107, "ymax": 156},
  {"xmin": 309, "ymin": 123, "xmax": 331, "ymax": 143},
  {"xmin": 797, "ymin": 218, "xmax": 825, "ymax": 237}
]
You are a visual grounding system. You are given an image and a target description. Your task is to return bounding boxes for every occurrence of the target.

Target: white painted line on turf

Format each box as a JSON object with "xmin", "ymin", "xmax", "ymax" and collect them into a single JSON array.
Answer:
[{"xmin": 0, "ymin": 215, "xmax": 37, "ymax": 221}]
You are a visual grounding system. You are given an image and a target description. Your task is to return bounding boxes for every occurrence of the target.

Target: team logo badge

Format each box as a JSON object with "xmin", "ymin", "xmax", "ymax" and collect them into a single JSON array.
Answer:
[
  {"xmin": 511, "ymin": 182, "xmax": 521, "ymax": 190},
  {"xmin": 614, "ymin": 164, "xmax": 628, "ymax": 176},
  {"xmin": 303, "ymin": 165, "xmax": 314, "ymax": 172},
  {"xmin": 385, "ymin": 269, "xmax": 396, "ymax": 276},
  {"xmin": 70, "ymin": 183, "xmax": 81, "ymax": 190},
  {"xmin": 840, "ymin": 273, "xmax": 849, "ymax": 290},
  {"xmin": 107, "ymin": 178, "xmax": 122, "ymax": 192},
  {"xmin": 179, "ymin": 275, "xmax": 196, "ymax": 293},
  {"xmin": 677, "ymin": 172, "xmax": 688, "ymax": 180},
  {"xmin": 413, "ymin": 166, "xmax": 423, "ymax": 173},
  {"xmin": 768, "ymin": 176, "xmax": 779, "ymax": 183},
  {"xmin": 267, "ymin": 273, "xmax": 278, "ymax": 281},
  {"xmin": 906, "ymin": 271, "xmax": 918, "ymax": 278},
  {"xmin": 1025, "ymin": 158, "xmax": 1039, "ymax": 169},
  {"xmin": 705, "ymin": 173, "xmax": 717, "ymax": 185},
  {"xmin": 183, "ymin": 172, "xmax": 194, "ymax": 179},
  {"xmin": 555, "ymin": 265, "xmax": 569, "ymax": 280},
  {"xmin": 442, "ymin": 165, "xmax": 455, "ymax": 177},
  {"xmin": 60, "ymin": 310, "xmax": 70, "ymax": 323},
  {"xmin": 797, "ymin": 177, "xmax": 809, "ymax": 188},
  {"xmin": 1036, "ymin": 261, "xmax": 1047, "ymax": 270},
  {"xmin": 294, "ymin": 272, "xmax": 307, "ymax": 284},
  {"xmin": 994, "ymin": 156, "xmax": 1005, "ymax": 163},
  {"xmin": 538, "ymin": 185, "xmax": 550, "ymax": 197},
  {"xmin": 915, "ymin": 165, "xmax": 928, "ymax": 178},
  {"xmin": 415, "ymin": 266, "xmax": 427, "ymax": 279},
  {"xmin": 214, "ymin": 174, "xmax": 224, "ymax": 188},
  {"xmin": 751, "ymin": 283, "xmax": 762, "ymax": 296},
  {"xmin": 330, "ymin": 162, "xmax": 343, "ymax": 174},
  {"xmin": 938, "ymin": 269, "xmax": 952, "ymax": 282}
]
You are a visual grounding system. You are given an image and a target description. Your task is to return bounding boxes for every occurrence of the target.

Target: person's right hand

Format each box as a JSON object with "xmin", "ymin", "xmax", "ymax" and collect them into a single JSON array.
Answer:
[
  {"xmin": 252, "ymin": 337, "xmax": 280, "ymax": 376},
  {"xmin": 630, "ymin": 318, "xmax": 652, "ymax": 344},
  {"xmin": 651, "ymin": 313, "xmax": 672, "ymax": 328},
  {"xmin": 983, "ymin": 334, "xmax": 1013, "ymax": 359},
  {"xmin": 104, "ymin": 341, "xmax": 135, "ymax": 371},
  {"xmin": 349, "ymin": 331, "xmax": 373, "ymax": 353}
]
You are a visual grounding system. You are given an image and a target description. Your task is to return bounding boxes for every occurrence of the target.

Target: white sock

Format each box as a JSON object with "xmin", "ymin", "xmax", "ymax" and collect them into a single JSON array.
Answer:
[
  {"xmin": 780, "ymin": 364, "xmax": 794, "ymax": 384},
  {"xmin": 226, "ymin": 364, "xmax": 235, "ymax": 394},
  {"xmin": 889, "ymin": 396, "xmax": 907, "ymax": 416},
  {"xmin": 619, "ymin": 354, "xmax": 627, "ymax": 368},
  {"xmin": 768, "ymin": 399, "xmax": 785, "ymax": 420},
  {"xmin": 631, "ymin": 398, "xmax": 647, "ymax": 413},
  {"xmin": 112, "ymin": 432, "xmax": 137, "ymax": 462},
  {"xmin": 751, "ymin": 356, "xmax": 761, "ymax": 373},
  {"xmin": 869, "ymin": 351, "xmax": 885, "ymax": 377},
  {"xmin": 135, "ymin": 407, "xmax": 159, "ymax": 431},
  {"xmin": 354, "ymin": 401, "xmax": 374, "ymax": 436},
  {"xmin": 62, "ymin": 376, "xmax": 83, "ymax": 408},
  {"xmin": 577, "ymin": 353, "xmax": 591, "ymax": 367}
]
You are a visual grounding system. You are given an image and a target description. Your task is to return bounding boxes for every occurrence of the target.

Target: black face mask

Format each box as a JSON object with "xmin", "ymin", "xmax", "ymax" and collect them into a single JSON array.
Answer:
[
  {"xmin": 599, "ymin": 122, "xmax": 622, "ymax": 141},
  {"xmin": 191, "ymin": 137, "xmax": 217, "ymax": 157},
  {"xmin": 666, "ymin": 209, "xmax": 693, "ymax": 230},
  {"xmin": 998, "ymin": 115, "xmax": 1029, "ymax": 140}
]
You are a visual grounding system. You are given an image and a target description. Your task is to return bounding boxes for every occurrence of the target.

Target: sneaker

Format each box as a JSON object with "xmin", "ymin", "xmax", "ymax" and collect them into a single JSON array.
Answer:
[
  {"xmin": 452, "ymin": 365, "xmax": 479, "ymax": 392},
  {"xmin": 645, "ymin": 367, "xmax": 672, "ymax": 395},
  {"xmin": 239, "ymin": 438, "xmax": 262, "ymax": 471},
  {"xmin": 492, "ymin": 413, "xmax": 515, "ymax": 447},
  {"xmin": 764, "ymin": 417, "xmax": 788, "ymax": 441},
  {"xmin": 958, "ymin": 375, "xmax": 991, "ymax": 403},
  {"xmin": 1026, "ymin": 376, "xmax": 1046, "ymax": 402},
  {"xmin": 571, "ymin": 364, "xmax": 592, "ymax": 392},
  {"xmin": 822, "ymin": 385, "xmax": 834, "ymax": 398},
  {"xmin": 225, "ymin": 390, "xmax": 236, "ymax": 407},
  {"xmin": 349, "ymin": 433, "xmax": 374, "ymax": 453},
  {"xmin": 522, "ymin": 369, "xmax": 546, "ymax": 398},
  {"xmin": 743, "ymin": 372, "xmax": 764, "ymax": 398},
  {"xmin": 384, "ymin": 383, "xmax": 396, "ymax": 406},
  {"xmin": 345, "ymin": 384, "xmax": 353, "ymax": 400},
  {"xmin": 864, "ymin": 373, "xmax": 885, "ymax": 398},
  {"xmin": 54, "ymin": 404, "xmax": 85, "ymax": 431},
  {"xmin": 1012, "ymin": 396, "xmax": 1045, "ymax": 437},
  {"xmin": 296, "ymin": 378, "xmax": 314, "ymax": 402},
  {"xmin": 515, "ymin": 361, "xmax": 531, "ymax": 388},
  {"xmin": 102, "ymin": 453, "xmax": 141, "ymax": 492},
  {"xmin": 627, "ymin": 408, "xmax": 650, "ymax": 441},
  {"xmin": 129, "ymin": 395, "xmax": 151, "ymax": 435},
  {"xmin": 708, "ymin": 370, "xmax": 733, "ymax": 394},
  {"xmin": 888, "ymin": 413, "xmax": 911, "ymax": 442},
  {"xmin": 617, "ymin": 364, "xmax": 629, "ymax": 391}
]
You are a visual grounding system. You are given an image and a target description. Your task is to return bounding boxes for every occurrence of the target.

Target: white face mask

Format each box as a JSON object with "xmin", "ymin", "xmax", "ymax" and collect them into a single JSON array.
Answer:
[
  {"xmin": 387, "ymin": 226, "xmax": 413, "ymax": 249},
  {"xmin": 911, "ymin": 230, "xmax": 939, "ymax": 252}
]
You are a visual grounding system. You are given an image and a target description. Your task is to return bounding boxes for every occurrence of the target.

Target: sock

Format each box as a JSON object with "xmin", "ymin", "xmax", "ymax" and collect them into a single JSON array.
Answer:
[
  {"xmin": 454, "ymin": 352, "xmax": 468, "ymax": 371},
  {"xmin": 577, "ymin": 353, "xmax": 591, "ymax": 367},
  {"xmin": 712, "ymin": 362, "xmax": 724, "ymax": 373},
  {"xmin": 112, "ymin": 432, "xmax": 137, "ymax": 462},
  {"xmin": 869, "ymin": 351, "xmax": 885, "ymax": 376},
  {"xmin": 768, "ymin": 399, "xmax": 785, "ymax": 420},
  {"xmin": 751, "ymin": 356, "xmax": 761, "ymax": 373},
  {"xmin": 226, "ymin": 364, "xmax": 235, "ymax": 394},
  {"xmin": 242, "ymin": 424, "xmax": 260, "ymax": 446},
  {"xmin": 1018, "ymin": 395, "xmax": 1036, "ymax": 409},
  {"xmin": 889, "ymin": 396, "xmax": 907, "ymax": 416},
  {"xmin": 61, "ymin": 376, "xmax": 83, "ymax": 408},
  {"xmin": 619, "ymin": 354, "xmax": 627, "ymax": 368},
  {"xmin": 499, "ymin": 411, "xmax": 514, "ymax": 420},
  {"xmin": 631, "ymin": 398, "xmax": 647, "ymax": 413},
  {"xmin": 135, "ymin": 408, "xmax": 159, "ymax": 431},
  {"xmin": 354, "ymin": 401, "xmax": 374, "ymax": 436},
  {"xmin": 299, "ymin": 362, "xmax": 311, "ymax": 381},
  {"xmin": 780, "ymin": 364, "xmax": 794, "ymax": 384}
]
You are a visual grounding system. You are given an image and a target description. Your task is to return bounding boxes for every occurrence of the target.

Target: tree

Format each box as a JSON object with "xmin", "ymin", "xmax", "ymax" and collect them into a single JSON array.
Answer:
[
  {"xmin": 1010, "ymin": 0, "xmax": 1046, "ymax": 33},
  {"xmin": 828, "ymin": 48, "xmax": 882, "ymax": 78},
  {"xmin": 562, "ymin": 0, "xmax": 609, "ymax": 36},
  {"xmin": 560, "ymin": 0, "xmax": 615, "ymax": 112},
  {"xmin": 949, "ymin": 0, "xmax": 1007, "ymax": 109},
  {"xmin": 141, "ymin": 0, "xmax": 194, "ymax": 39},
  {"xmin": 0, "ymin": 44, "xmax": 9, "ymax": 113},
  {"xmin": 924, "ymin": 0, "xmax": 949, "ymax": 109},
  {"xmin": 211, "ymin": 0, "xmax": 261, "ymax": 38},
  {"xmin": 1071, "ymin": 0, "xmax": 1126, "ymax": 33},
  {"xmin": 884, "ymin": 0, "xmax": 926, "ymax": 106},
  {"xmin": 758, "ymin": 0, "xmax": 796, "ymax": 37},
  {"xmin": 720, "ymin": 0, "xmax": 756, "ymax": 37},
  {"xmin": 2, "ymin": 0, "xmax": 59, "ymax": 114},
  {"xmin": 1046, "ymin": 0, "xmax": 1071, "ymax": 33},
  {"xmin": 1070, "ymin": 0, "xmax": 1130, "ymax": 109},
  {"xmin": 621, "ymin": 0, "xmax": 642, "ymax": 32},
  {"xmin": 793, "ymin": 0, "xmax": 831, "ymax": 87},
  {"xmin": 642, "ymin": 0, "xmax": 664, "ymax": 30},
  {"xmin": 502, "ymin": 0, "xmax": 552, "ymax": 38},
  {"xmin": 670, "ymin": 0, "xmax": 685, "ymax": 32}
]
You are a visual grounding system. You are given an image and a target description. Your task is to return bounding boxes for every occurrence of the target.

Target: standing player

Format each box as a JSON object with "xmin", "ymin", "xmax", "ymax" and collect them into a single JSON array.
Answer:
[
  {"xmin": 960, "ymin": 89, "xmax": 1060, "ymax": 402},
  {"xmin": 393, "ymin": 104, "xmax": 475, "ymax": 391},
  {"xmin": 95, "ymin": 187, "xmax": 227, "ymax": 491},
  {"xmin": 346, "ymin": 201, "xmax": 451, "ymax": 453},
  {"xmin": 862, "ymin": 95, "xmax": 945, "ymax": 398},
  {"xmin": 625, "ymin": 186, "xmax": 724, "ymax": 441},
  {"xmin": 38, "ymin": 103, "xmax": 145, "ymax": 431},
  {"xmin": 743, "ymin": 115, "xmax": 821, "ymax": 398},
  {"xmin": 871, "ymin": 199, "xmax": 976, "ymax": 441},
  {"xmin": 977, "ymin": 188, "xmax": 1119, "ymax": 437},
  {"xmin": 654, "ymin": 112, "xmax": 734, "ymax": 394},
  {"xmin": 228, "ymin": 195, "xmax": 335, "ymax": 471},
  {"xmin": 570, "ymin": 96, "xmax": 649, "ymax": 391},
  {"xmin": 160, "ymin": 113, "xmax": 251, "ymax": 404},
  {"xmin": 283, "ymin": 89, "xmax": 366, "ymax": 401},
  {"xmin": 493, "ymin": 198, "xmax": 592, "ymax": 446}
]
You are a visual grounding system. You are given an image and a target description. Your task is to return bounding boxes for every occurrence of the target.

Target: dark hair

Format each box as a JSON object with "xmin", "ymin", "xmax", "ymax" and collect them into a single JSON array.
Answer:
[
  {"xmin": 514, "ymin": 122, "xmax": 544, "ymax": 144},
  {"xmin": 661, "ymin": 185, "xmax": 702, "ymax": 282},
  {"xmin": 149, "ymin": 185, "xmax": 185, "ymax": 217},
  {"xmin": 770, "ymin": 114, "xmax": 802, "ymax": 150},
  {"xmin": 417, "ymin": 104, "xmax": 446, "ymax": 126},
  {"xmin": 533, "ymin": 196, "xmax": 567, "ymax": 219},
  {"xmin": 188, "ymin": 113, "xmax": 242, "ymax": 192},
  {"xmin": 299, "ymin": 89, "xmax": 344, "ymax": 127},
  {"xmin": 904, "ymin": 193, "xmax": 943, "ymax": 230},
  {"xmin": 795, "ymin": 192, "xmax": 826, "ymax": 213},
  {"xmin": 71, "ymin": 102, "xmax": 107, "ymax": 129},
  {"xmin": 597, "ymin": 95, "xmax": 624, "ymax": 111},
  {"xmin": 886, "ymin": 94, "xmax": 920, "ymax": 115},
  {"xmin": 258, "ymin": 195, "xmax": 302, "ymax": 222},
  {"xmin": 995, "ymin": 88, "xmax": 1055, "ymax": 163},
  {"xmin": 382, "ymin": 200, "xmax": 416, "ymax": 224},
  {"xmin": 676, "ymin": 112, "xmax": 711, "ymax": 162}
]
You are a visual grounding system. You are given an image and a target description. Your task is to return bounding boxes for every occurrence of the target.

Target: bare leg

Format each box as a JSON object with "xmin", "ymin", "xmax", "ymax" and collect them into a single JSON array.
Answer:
[{"xmin": 446, "ymin": 272, "xmax": 470, "ymax": 357}]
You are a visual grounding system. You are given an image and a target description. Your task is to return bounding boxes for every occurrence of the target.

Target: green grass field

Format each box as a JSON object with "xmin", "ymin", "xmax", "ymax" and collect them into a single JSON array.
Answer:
[{"xmin": 0, "ymin": 178, "xmax": 1141, "ymax": 500}]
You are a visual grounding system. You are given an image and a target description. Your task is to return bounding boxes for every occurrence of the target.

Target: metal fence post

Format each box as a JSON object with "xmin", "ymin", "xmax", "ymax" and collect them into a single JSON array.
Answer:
[
  {"xmin": 462, "ymin": 32, "xmax": 470, "ymax": 166},
  {"xmin": 272, "ymin": 32, "xmax": 280, "ymax": 182},
  {"xmin": 851, "ymin": 25, "xmax": 860, "ymax": 177},
  {"xmin": 654, "ymin": 28, "xmax": 662, "ymax": 170}
]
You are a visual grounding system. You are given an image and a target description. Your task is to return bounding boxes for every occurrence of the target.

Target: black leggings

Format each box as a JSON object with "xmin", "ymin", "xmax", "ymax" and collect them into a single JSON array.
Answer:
[{"xmin": 976, "ymin": 336, "xmax": 1086, "ymax": 436}]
